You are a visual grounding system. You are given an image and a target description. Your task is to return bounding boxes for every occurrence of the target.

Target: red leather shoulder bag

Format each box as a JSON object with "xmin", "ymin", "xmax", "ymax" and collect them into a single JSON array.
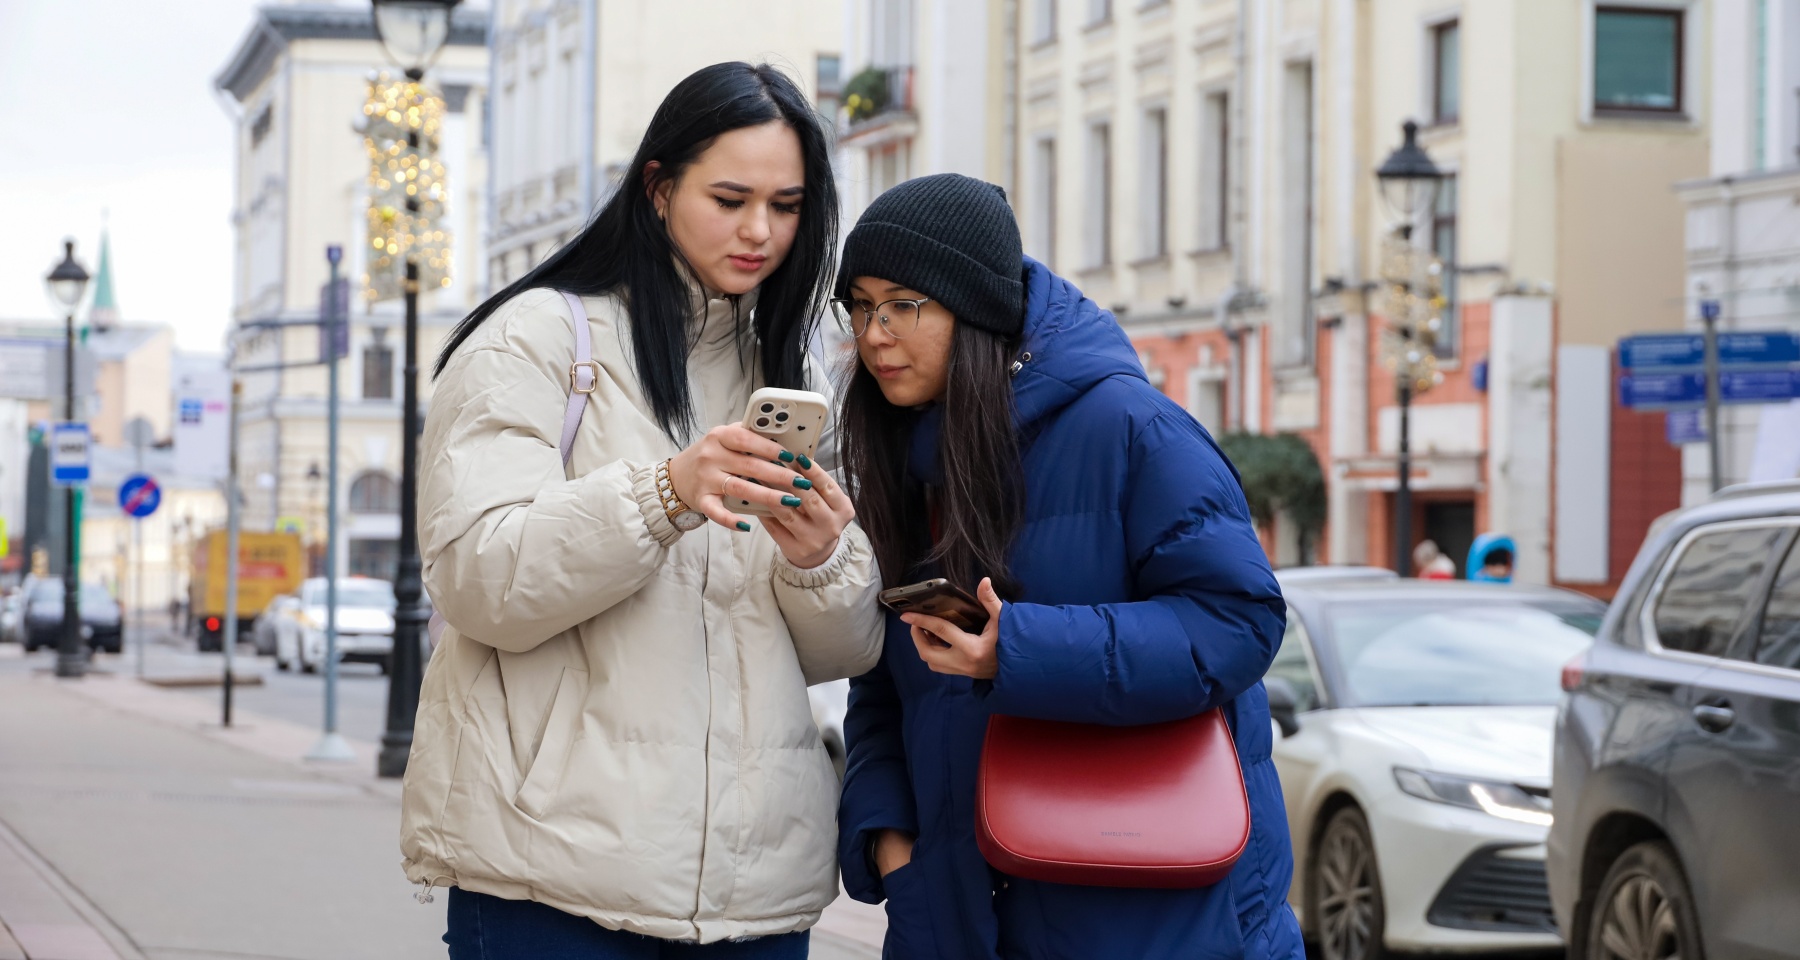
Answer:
[{"xmin": 974, "ymin": 709, "xmax": 1250, "ymax": 888}]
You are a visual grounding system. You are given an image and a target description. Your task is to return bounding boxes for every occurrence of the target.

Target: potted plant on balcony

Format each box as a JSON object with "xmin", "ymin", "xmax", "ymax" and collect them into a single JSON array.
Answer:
[{"xmin": 842, "ymin": 66, "xmax": 890, "ymax": 124}]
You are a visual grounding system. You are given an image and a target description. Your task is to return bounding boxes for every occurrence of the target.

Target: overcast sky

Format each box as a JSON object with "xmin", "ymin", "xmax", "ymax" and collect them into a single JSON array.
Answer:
[{"xmin": 0, "ymin": 1, "xmax": 292, "ymax": 352}]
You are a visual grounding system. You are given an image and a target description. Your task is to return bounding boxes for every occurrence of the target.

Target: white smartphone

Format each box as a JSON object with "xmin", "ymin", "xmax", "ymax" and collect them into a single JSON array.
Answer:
[{"xmin": 732, "ymin": 387, "xmax": 830, "ymax": 516}]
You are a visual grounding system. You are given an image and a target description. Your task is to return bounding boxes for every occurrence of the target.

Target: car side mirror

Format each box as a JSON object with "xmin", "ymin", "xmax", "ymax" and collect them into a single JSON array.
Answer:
[{"xmin": 1265, "ymin": 677, "xmax": 1302, "ymax": 739}]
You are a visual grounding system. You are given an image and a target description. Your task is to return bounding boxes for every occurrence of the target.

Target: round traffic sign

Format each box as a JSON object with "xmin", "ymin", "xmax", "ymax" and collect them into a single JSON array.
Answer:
[{"xmin": 119, "ymin": 474, "xmax": 161, "ymax": 518}]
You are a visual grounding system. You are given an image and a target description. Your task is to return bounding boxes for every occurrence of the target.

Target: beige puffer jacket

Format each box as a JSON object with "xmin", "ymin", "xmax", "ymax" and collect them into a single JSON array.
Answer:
[{"xmin": 399, "ymin": 286, "xmax": 885, "ymax": 942}]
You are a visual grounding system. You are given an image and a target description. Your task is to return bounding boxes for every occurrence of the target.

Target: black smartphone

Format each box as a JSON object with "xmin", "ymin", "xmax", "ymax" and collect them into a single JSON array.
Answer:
[{"xmin": 877, "ymin": 578, "xmax": 990, "ymax": 633}]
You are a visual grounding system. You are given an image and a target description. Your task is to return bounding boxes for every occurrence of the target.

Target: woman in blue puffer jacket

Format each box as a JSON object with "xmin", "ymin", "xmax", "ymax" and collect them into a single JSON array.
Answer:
[{"xmin": 830, "ymin": 174, "xmax": 1306, "ymax": 960}]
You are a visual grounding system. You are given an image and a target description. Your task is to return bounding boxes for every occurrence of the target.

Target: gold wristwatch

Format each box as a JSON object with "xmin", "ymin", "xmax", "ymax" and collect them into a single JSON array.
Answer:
[{"xmin": 655, "ymin": 459, "xmax": 707, "ymax": 533}]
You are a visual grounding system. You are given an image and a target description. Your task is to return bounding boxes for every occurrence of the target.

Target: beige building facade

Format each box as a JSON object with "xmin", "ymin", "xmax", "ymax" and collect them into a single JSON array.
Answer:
[
  {"xmin": 486, "ymin": 0, "xmax": 844, "ymax": 288},
  {"xmin": 1000, "ymin": 0, "xmax": 1708, "ymax": 595},
  {"xmin": 216, "ymin": 5, "xmax": 489, "ymax": 577}
]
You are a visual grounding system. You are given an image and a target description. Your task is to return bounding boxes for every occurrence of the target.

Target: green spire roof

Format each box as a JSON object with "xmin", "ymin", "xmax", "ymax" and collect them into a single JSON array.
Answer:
[{"xmin": 90, "ymin": 227, "xmax": 119, "ymax": 324}]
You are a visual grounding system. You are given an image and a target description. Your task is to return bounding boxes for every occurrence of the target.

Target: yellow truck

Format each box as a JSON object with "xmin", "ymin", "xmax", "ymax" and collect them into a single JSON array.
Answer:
[{"xmin": 189, "ymin": 530, "xmax": 305, "ymax": 652}]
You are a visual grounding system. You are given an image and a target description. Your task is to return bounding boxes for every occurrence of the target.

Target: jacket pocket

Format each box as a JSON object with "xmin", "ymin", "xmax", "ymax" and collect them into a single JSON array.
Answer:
[
  {"xmin": 513, "ymin": 666, "xmax": 586, "ymax": 821},
  {"xmin": 881, "ymin": 862, "xmax": 939, "ymax": 960}
]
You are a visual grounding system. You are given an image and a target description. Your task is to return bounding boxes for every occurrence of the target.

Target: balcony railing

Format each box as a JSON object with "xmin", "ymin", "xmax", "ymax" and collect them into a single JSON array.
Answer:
[{"xmin": 843, "ymin": 65, "xmax": 915, "ymax": 131}]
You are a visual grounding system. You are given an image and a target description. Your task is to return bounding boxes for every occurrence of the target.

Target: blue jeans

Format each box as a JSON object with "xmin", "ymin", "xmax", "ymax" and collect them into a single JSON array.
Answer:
[{"xmin": 444, "ymin": 888, "xmax": 810, "ymax": 959}]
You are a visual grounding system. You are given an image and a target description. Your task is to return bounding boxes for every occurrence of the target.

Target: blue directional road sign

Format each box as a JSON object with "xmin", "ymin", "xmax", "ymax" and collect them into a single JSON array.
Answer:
[
  {"xmin": 1666, "ymin": 409, "xmax": 1707, "ymax": 445},
  {"xmin": 118, "ymin": 474, "xmax": 161, "ymax": 519},
  {"xmin": 1622, "ymin": 369, "xmax": 1800, "ymax": 410},
  {"xmin": 50, "ymin": 422, "xmax": 90, "ymax": 486},
  {"xmin": 1619, "ymin": 331, "xmax": 1800, "ymax": 370}
]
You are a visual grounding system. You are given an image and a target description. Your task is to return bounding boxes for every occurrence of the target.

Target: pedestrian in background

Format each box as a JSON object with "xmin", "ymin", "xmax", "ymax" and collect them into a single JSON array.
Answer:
[
  {"xmin": 1413, "ymin": 539, "xmax": 1456, "ymax": 580},
  {"xmin": 830, "ymin": 174, "xmax": 1305, "ymax": 959},
  {"xmin": 1467, "ymin": 533, "xmax": 1517, "ymax": 584},
  {"xmin": 400, "ymin": 62, "xmax": 884, "ymax": 960}
]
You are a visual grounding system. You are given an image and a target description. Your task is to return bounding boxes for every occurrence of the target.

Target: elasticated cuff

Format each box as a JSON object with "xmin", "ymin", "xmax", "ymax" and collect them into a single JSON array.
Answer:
[
  {"xmin": 773, "ymin": 526, "xmax": 862, "ymax": 588},
  {"xmin": 629, "ymin": 461, "xmax": 686, "ymax": 548}
]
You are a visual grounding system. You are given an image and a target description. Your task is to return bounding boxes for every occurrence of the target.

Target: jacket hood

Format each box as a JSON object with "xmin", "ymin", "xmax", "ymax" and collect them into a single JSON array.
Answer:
[
  {"xmin": 1010, "ymin": 257, "xmax": 1147, "ymax": 432},
  {"xmin": 907, "ymin": 258, "xmax": 1145, "ymax": 485}
]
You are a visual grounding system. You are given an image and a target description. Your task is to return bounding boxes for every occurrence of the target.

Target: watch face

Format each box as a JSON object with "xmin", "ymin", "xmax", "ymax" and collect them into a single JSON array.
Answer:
[{"xmin": 673, "ymin": 510, "xmax": 707, "ymax": 532}]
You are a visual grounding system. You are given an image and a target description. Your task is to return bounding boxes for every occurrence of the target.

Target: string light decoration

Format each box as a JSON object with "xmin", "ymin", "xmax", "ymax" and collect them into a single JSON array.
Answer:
[
  {"xmin": 360, "ymin": 73, "xmax": 452, "ymax": 303},
  {"xmin": 1378, "ymin": 230, "xmax": 1447, "ymax": 397}
]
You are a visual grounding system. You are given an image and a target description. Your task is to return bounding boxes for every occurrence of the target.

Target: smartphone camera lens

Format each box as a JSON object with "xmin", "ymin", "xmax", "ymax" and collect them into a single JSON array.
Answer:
[
  {"xmin": 775, "ymin": 411, "xmax": 789, "ymax": 423},
  {"xmin": 891, "ymin": 599, "xmax": 911, "ymax": 607},
  {"xmin": 760, "ymin": 403, "xmax": 775, "ymax": 414},
  {"xmin": 755, "ymin": 417, "xmax": 771, "ymax": 429}
]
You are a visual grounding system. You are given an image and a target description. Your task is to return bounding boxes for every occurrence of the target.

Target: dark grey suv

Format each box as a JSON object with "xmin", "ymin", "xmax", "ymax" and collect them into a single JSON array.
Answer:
[{"xmin": 1549, "ymin": 480, "xmax": 1800, "ymax": 960}]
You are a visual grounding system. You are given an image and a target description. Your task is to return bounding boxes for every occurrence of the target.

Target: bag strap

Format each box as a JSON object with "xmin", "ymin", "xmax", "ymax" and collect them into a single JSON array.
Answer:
[
  {"xmin": 558, "ymin": 290, "xmax": 594, "ymax": 465},
  {"xmin": 427, "ymin": 289, "xmax": 592, "ymax": 652}
]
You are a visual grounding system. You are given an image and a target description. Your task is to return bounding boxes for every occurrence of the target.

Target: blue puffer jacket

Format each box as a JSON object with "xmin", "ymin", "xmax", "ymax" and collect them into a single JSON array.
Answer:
[{"xmin": 837, "ymin": 258, "xmax": 1306, "ymax": 960}]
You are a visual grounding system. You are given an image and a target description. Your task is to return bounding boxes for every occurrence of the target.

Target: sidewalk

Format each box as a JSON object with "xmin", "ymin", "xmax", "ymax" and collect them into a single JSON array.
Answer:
[{"xmin": 0, "ymin": 647, "xmax": 883, "ymax": 959}]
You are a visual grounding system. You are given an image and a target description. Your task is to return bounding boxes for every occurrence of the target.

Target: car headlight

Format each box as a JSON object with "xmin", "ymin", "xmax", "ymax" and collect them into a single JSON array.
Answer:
[{"xmin": 1392, "ymin": 767, "xmax": 1553, "ymax": 827}]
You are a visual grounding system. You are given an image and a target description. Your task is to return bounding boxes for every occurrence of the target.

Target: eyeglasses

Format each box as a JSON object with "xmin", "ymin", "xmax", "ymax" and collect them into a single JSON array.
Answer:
[{"xmin": 829, "ymin": 297, "xmax": 933, "ymax": 340}]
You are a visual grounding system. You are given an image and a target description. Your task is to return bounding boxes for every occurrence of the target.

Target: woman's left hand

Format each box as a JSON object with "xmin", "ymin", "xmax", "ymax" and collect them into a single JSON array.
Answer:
[
  {"xmin": 902, "ymin": 578, "xmax": 1005, "ymax": 680},
  {"xmin": 760, "ymin": 455, "xmax": 857, "ymax": 569}
]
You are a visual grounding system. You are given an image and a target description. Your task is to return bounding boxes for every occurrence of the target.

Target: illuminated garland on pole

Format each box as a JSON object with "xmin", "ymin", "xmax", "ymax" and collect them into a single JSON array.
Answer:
[
  {"xmin": 1378, "ymin": 231, "xmax": 1447, "ymax": 396},
  {"xmin": 360, "ymin": 73, "xmax": 451, "ymax": 303}
]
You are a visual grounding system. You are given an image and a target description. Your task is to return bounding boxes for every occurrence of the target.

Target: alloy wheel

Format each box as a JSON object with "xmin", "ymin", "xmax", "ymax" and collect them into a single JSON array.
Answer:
[
  {"xmin": 1316, "ymin": 809, "xmax": 1382, "ymax": 960},
  {"xmin": 1595, "ymin": 874, "xmax": 1680, "ymax": 960}
]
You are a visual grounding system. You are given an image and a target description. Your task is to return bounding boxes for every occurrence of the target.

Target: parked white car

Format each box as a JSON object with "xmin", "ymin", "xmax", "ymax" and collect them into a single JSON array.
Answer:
[
  {"xmin": 272, "ymin": 577, "xmax": 395, "ymax": 674},
  {"xmin": 1267, "ymin": 575, "xmax": 1605, "ymax": 960}
]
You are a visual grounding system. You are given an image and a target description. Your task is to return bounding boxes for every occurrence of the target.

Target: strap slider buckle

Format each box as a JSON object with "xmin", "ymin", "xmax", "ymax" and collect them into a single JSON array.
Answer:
[{"xmin": 570, "ymin": 361, "xmax": 599, "ymax": 394}]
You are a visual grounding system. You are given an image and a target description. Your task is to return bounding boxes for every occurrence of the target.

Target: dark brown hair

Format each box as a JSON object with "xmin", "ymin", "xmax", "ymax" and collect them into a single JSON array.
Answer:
[{"xmin": 838, "ymin": 322, "xmax": 1024, "ymax": 599}]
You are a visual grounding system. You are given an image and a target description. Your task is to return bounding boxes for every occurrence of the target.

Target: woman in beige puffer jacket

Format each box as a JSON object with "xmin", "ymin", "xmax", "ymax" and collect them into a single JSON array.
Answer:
[{"xmin": 400, "ymin": 63, "xmax": 883, "ymax": 958}]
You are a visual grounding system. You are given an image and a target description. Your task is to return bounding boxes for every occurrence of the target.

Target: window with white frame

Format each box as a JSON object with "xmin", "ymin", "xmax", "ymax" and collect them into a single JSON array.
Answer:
[
  {"xmin": 1188, "ymin": 368, "xmax": 1227, "ymax": 432},
  {"xmin": 362, "ymin": 329, "xmax": 394, "ymax": 401},
  {"xmin": 1139, "ymin": 106, "xmax": 1168, "ymax": 259},
  {"xmin": 1033, "ymin": 0, "xmax": 1057, "ymax": 44},
  {"xmin": 1593, "ymin": 6, "xmax": 1683, "ymax": 114},
  {"xmin": 870, "ymin": 142, "xmax": 910, "ymax": 199},
  {"xmin": 1084, "ymin": 121, "xmax": 1112, "ymax": 268},
  {"xmin": 872, "ymin": 0, "xmax": 915, "ymax": 66},
  {"xmin": 1198, "ymin": 91, "xmax": 1229, "ymax": 250},
  {"xmin": 1431, "ymin": 19, "xmax": 1460, "ymax": 124},
  {"xmin": 1029, "ymin": 137, "xmax": 1057, "ymax": 265},
  {"xmin": 1087, "ymin": 0, "xmax": 1111, "ymax": 26}
]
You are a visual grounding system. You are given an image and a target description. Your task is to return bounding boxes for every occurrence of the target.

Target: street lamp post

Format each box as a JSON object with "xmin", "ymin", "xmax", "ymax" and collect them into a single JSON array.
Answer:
[
  {"xmin": 46, "ymin": 240, "xmax": 90, "ymax": 679},
  {"xmin": 1375, "ymin": 121, "xmax": 1446, "ymax": 578},
  {"xmin": 371, "ymin": 0, "xmax": 459, "ymax": 779}
]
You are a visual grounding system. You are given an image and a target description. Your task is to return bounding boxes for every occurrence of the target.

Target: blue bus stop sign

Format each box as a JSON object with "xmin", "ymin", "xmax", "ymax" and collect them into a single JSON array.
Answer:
[{"xmin": 118, "ymin": 473, "xmax": 161, "ymax": 518}]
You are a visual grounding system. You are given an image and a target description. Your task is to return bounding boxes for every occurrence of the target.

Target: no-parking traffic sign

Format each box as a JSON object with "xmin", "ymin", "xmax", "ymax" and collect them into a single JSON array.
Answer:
[{"xmin": 119, "ymin": 473, "xmax": 161, "ymax": 519}]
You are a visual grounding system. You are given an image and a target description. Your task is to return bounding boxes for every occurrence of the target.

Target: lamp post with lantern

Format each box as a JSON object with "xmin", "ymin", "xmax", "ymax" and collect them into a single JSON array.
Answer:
[
  {"xmin": 368, "ymin": 0, "xmax": 460, "ymax": 778},
  {"xmin": 45, "ymin": 240, "xmax": 91, "ymax": 679},
  {"xmin": 1374, "ymin": 121, "xmax": 1447, "ymax": 578}
]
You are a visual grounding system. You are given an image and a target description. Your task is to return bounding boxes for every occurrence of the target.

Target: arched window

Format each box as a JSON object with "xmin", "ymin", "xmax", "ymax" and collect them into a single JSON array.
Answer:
[{"xmin": 348, "ymin": 471, "xmax": 400, "ymax": 514}]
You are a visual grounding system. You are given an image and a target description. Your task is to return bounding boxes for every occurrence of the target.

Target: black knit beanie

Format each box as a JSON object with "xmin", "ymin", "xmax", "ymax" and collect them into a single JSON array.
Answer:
[{"xmin": 837, "ymin": 174, "xmax": 1025, "ymax": 337}]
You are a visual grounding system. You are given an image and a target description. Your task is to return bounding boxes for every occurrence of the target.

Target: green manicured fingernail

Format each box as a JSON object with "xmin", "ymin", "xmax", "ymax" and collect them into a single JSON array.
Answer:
[
  {"xmin": 792, "ymin": 477, "xmax": 813, "ymax": 490},
  {"xmin": 778, "ymin": 450, "xmax": 796, "ymax": 463},
  {"xmin": 781, "ymin": 495, "xmax": 803, "ymax": 507},
  {"xmin": 735, "ymin": 521, "xmax": 752, "ymax": 532},
  {"xmin": 797, "ymin": 455, "xmax": 813, "ymax": 470}
]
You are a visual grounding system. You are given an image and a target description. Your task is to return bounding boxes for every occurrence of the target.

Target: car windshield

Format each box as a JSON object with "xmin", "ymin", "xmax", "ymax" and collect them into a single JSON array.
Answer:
[
  {"xmin": 1324, "ymin": 601, "xmax": 1599, "ymax": 708},
  {"xmin": 28, "ymin": 581, "xmax": 111, "ymax": 604},
  {"xmin": 303, "ymin": 581, "xmax": 394, "ymax": 611}
]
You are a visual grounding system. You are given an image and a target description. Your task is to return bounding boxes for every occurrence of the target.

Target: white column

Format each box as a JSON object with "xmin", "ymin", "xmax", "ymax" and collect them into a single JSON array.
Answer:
[
  {"xmin": 1326, "ymin": 314, "xmax": 1367, "ymax": 564},
  {"xmin": 1554, "ymin": 343, "xmax": 1612, "ymax": 584},
  {"xmin": 1489, "ymin": 295, "xmax": 1554, "ymax": 584}
]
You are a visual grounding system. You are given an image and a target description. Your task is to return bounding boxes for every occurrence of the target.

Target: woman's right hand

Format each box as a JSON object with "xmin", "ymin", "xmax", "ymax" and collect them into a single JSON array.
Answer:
[
  {"xmin": 666, "ymin": 425, "xmax": 812, "ymax": 531},
  {"xmin": 874, "ymin": 829, "xmax": 915, "ymax": 878}
]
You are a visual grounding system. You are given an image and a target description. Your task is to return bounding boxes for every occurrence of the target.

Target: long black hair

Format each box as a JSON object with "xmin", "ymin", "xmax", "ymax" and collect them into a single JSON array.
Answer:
[
  {"xmin": 435, "ymin": 62, "xmax": 839, "ymax": 440},
  {"xmin": 838, "ymin": 322, "xmax": 1025, "ymax": 600}
]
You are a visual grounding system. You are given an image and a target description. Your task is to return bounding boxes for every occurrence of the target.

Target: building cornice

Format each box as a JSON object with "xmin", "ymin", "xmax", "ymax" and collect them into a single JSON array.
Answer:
[{"xmin": 215, "ymin": 4, "xmax": 488, "ymax": 104}]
